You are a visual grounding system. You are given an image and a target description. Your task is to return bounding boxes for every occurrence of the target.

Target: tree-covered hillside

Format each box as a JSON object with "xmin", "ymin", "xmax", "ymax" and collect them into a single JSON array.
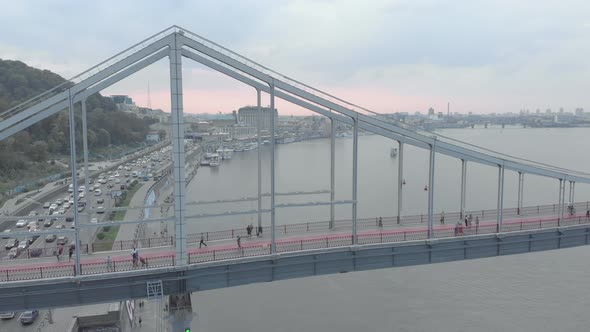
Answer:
[{"xmin": 0, "ymin": 59, "xmax": 156, "ymax": 190}]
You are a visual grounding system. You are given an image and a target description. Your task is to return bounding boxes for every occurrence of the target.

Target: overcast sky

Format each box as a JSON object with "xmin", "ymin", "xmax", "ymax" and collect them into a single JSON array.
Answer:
[{"xmin": 1, "ymin": 0, "xmax": 589, "ymax": 115}]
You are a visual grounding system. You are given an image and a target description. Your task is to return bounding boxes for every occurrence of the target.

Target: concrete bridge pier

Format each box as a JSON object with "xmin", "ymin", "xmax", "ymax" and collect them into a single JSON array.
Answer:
[{"xmin": 168, "ymin": 293, "xmax": 193, "ymax": 331}]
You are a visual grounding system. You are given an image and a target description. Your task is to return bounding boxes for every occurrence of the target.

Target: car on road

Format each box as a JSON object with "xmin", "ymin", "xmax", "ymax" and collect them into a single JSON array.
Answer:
[
  {"xmin": 78, "ymin": 193, "xmax": 85, "ymax": 199},
  {"xmin": 56, "ymin": 236, "xmax": 68, "ymax": 245},
  {"xmin": 94, "ymin": 189, "xmax": 102, "ymax": 196},
  {"xmin": 78, "ymin": 186, "xmax": 85, "ymax": 193},
  {"xmin": 19, "ymin": 310, "xmax": 38, "ymax": 325},
  {"xmin": 0, "ymin": 312, "xmax": 15, "ymax": 319},
  {"xmin": 7, "ymin": 247, "xmax": 20, "ymax": 259},
  {"xmin": 17, "ymin": 241, "xmax": 28, "ymax": 250},
  {"xmin": 43, "ymin": 201, "xmax": 51, "ymax": 208},
  {"xmin": 97, "ymin": 198, "xmax": 104, "ymax": 204},
  {"xmin": 15, "ymin": 219, "xmax": 27, "ymax": 228},
  {"xmin": 1, "ymin": 229, "xmax": 11, "ymax": 239},
  {"xmin": 45, "ymin": 234, "xmax": 56, "ymax": 242},
  {"xmin": 65, "ymin": 217, "xmax": 73, "ymax": 222},
  {"xmin": 5, "ymin": 238, "xmax": 18, "ymax": 249},
  {"xmin": 49, "ymin": 203, "xmax": 58, "ymax": 213},
  {"xmin": 96, "ymin": 206, "xmax": 105, "ymax": 214},
  {"xmin": 27, "ymin": 221, "xmax": 37, "ymax": 229},
  {"xmin": 55, "ymin": 225, "xmax": 65, "ymax": 230},
  {"xmin": 28, "ymin": 211, "xmax": 37, "ymax": 217},
  {"xmin": 43, "ymin": 219, "xmax": 53, "ymax": 227},
  {"xmin": 78, "ymin": 205, "xmax": 85, "ymax": 212},
  {"xmin": 90, "ymin": 218, "xmax": 98, "ymax": 224}
]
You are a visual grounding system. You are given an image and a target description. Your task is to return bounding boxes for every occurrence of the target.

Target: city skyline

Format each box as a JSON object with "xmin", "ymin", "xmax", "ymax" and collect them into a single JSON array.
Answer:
[{"xmin": 1, "ymin": 1, "xmax": 590, "ymax": 115}]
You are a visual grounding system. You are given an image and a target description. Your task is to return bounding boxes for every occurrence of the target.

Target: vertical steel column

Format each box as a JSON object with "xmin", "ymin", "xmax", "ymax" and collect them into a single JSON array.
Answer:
[
  {"xmin": 496, "ymin": 165, "xmax": 505, "ymax": 232},
  {"xmin": 270, "ymin": 82, "xmax": 276, "ymax": 253},
  {"xmin": 256, "ymin": 89, "xmax": 262, "ymax": 229},
  {"xmin": 68, "ymin": 90, "xmax": 81, "ymax": 275},
  {"xmin": 427, "ymin": 142, "xmax": 435, "ymax": 238},
  {"xmin": 81, "ymin": 98, "xmax": 92, "ymax": 254},
  {"xmin": 568, "ymin": 181, "xmax": 574, "ymax": 205},
  {"xmin": 460, "ymin": 159, "xmax": 467, "ymax": 219},
  {"xmin": 557, "ymin": 179, "xmax": 563, "ymax": 225},
  {"xmin": 352, "ymin": 115, "xmax": 359, "ymax": 244},
  {"xmin": 560, "ymin": 179, "xmax": 566, "ymax": 224},
  {"xmin": 329, "ymin": 117, "xmax": 335, "ymax": 229},
  {"xmin": 572, "ymin": 182, "xmax": 576, "ymax": 205},
  {"xmin": 397, "ymin": 142, "xmax": 404, "ymax": 224},
  {"xmin": 517, "ymin": 172, "xmax": 523, "ymax": 215},
  {"xmin": 169, "ymin": 33, "xmax": 187, "ymax": 265}
]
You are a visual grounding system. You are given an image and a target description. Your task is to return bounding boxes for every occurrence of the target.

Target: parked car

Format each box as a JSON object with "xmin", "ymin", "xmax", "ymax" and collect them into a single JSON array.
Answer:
[
  {"xmin": 19, "ymin": 310, "xmax": 39, "ymax": 325},
  {"xmin": 43, "ymin": 219, "xmax": 53, "ymax": 227},
  {"xmin": 43, "ymin": 202, "xmax": 51, "ymax": 209},
  {"xmin": 5, "ymin": 238, "xmax": 18, "ymax": 249},
  {"xmin": 1, "ymin": 230, "xmax": 11, "ymax": 239},
  {"xmin": 0, "ymin": 312, "xmax": 15, "ymax": 319},
  {"xmin": 15, "ymin": 219, "xmax": 27, "ymax": 228},
  {"xmin": 7, "ymin": 247, "xmax": 20, "ymax": 259},
  {"xmin": 17, "ymin": 241, "xmax": 29, "ymax": 250},
  {"xmin": 27, "ymin": 221, "xmax": 37, "ymax": 229},
  {"xmin": 45, "ymin": 234, "xmax": 57, "ymax": 242},
  {"xmin": 65, "ymin": 217, "xmax": 74, "ymax": 222},
  {"xmin": 56, "ymin": 199, "xmax": 63, "ymax": 206},
  {"xmin": 97, "ymin": 198, "xmax": 104, "ymax": 204},
  {"xmin": 56, "ymin": 236, "xmax": 68, "ymax": 245},
  {"xmin": 55, "ymin": 225, "xmax": 65, "ymax": 230}
]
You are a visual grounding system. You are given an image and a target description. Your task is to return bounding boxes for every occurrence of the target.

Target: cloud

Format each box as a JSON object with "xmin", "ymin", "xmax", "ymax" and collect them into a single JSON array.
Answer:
[{"xmin": 1, "ymin": 0, "xmax": 590, "ymax": 114}]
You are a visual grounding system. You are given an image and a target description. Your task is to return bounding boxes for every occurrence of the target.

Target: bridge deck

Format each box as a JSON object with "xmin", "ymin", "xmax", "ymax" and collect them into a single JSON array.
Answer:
[{"xmin": 0, "ymin": 210, "xmax": 586, "ymax": 282}]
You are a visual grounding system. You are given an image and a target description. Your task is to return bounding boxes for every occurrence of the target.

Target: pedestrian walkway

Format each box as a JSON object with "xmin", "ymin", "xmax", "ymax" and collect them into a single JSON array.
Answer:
[{"xmin": 0, "ymin": 212, "xmax": 586, "ymax": 282}]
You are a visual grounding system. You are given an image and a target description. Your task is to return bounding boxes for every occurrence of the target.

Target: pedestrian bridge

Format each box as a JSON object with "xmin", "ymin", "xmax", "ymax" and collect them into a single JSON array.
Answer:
[{"xmin": 1, "ymin": 26, "xmax": 590, "ymax": 312}]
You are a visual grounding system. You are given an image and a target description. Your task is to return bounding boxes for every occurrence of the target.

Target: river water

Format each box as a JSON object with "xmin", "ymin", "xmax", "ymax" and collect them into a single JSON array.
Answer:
[
  {"xmin": 185, "ymin": 126, "xmax": 590, "ymax": 233},
  {"xmin": 184, "ymin": 127, "xmax": 590, "ymax": 331}
]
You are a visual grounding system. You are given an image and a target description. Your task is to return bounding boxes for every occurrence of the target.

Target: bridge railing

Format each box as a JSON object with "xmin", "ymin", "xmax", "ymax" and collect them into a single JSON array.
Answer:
[
  {"xmin": 79, "ymin": 201, "xmax": 589, "ymax": 255},
  {"xmin": 1, "ymin": 214, "xmax": 589, "ymax": 282}
]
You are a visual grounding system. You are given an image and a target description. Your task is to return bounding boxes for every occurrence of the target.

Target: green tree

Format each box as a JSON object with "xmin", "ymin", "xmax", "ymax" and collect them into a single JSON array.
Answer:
[
  {"xmin": 96, "ymin": 128, "xmax": 111, "ymax": 147},
  {"xmin": 29, "ymin": 141, "xmax": 48, "ymax": 162}
]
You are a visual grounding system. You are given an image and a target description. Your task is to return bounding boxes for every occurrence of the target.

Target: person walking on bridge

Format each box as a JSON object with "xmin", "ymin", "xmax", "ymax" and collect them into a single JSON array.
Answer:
[
  {"xmin": 586, "ymin": 209, "xmax": 589, "ymax": 221},
  {"xmin": 199, "ymin": 235, "xmax": 207, "ymax": 248},
  {"xmin": 68, "ymin": 245, "xmax": 74, "ymax": 262},
  {"xmin": 237, "ymin": 235, "xmax": 242, "ymax": 249},
  {"xmin": 440, "ymin": 212, "xmax": 445, "ymax": 225}
]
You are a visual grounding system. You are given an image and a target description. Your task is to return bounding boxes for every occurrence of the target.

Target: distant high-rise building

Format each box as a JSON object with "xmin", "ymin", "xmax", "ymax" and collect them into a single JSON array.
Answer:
[
  {"xmin": 428, "ymin": 107, "xmax": 435, "ymax": 116},
  {"xmin": 559, "ymin": 107, "xmax": 564, "ymax": 114},
  {"xmin": 575, "ymin": 108, "xmax": 584, "ymax": 116},
  {"xmin": 237, "ymin": 106, "xmax": 278, "ymax": 131}
]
